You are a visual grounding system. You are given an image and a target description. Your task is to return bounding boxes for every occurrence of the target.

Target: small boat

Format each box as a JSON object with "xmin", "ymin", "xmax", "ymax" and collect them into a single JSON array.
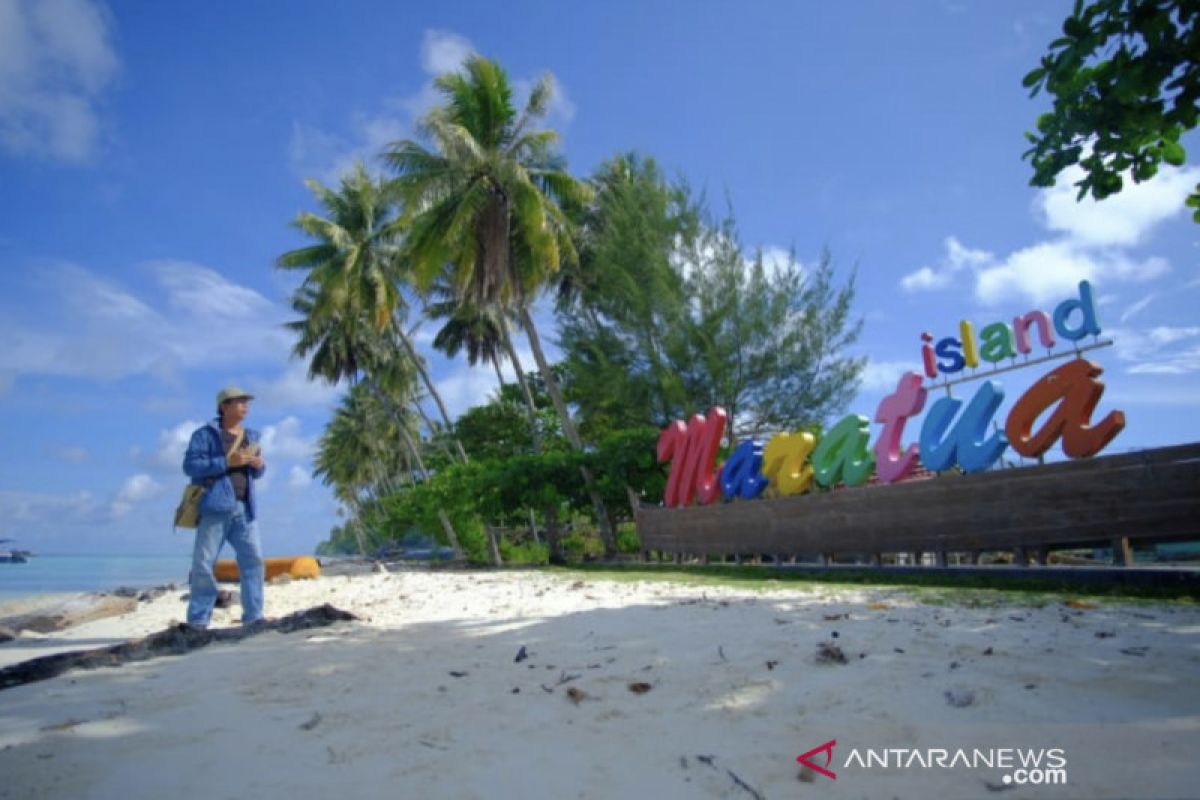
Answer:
[{"xmin": 0, "ymin": 538, "xmax": 29, "ymax": 563}]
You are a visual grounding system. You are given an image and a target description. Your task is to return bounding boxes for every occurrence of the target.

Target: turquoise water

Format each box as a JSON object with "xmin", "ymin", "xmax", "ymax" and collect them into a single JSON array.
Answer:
[{"xmin": 0, "ymin": 555, "xmax": 190, "ymax": 603}]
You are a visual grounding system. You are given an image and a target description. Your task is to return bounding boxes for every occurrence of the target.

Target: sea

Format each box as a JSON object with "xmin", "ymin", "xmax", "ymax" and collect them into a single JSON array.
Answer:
[{"xmin": 0, "ymin": 554, "xmax": 191, "ymax": 604}]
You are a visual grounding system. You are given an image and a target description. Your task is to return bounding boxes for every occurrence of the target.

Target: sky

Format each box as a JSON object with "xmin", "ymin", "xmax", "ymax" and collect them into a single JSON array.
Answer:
[{"xmin": 1, "ymin": 1, "xmax": 1197, "ymax": 557}]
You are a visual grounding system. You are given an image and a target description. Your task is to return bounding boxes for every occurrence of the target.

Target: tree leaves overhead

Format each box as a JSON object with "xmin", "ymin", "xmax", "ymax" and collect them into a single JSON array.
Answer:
[{"xmin": 1023, "ymin": 0, "xmax": 1200, "ymax": 220}]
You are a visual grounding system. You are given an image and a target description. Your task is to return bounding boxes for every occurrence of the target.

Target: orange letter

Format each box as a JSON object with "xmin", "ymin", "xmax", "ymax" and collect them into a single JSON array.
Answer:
[{"xmin": 1005, "ymin": 359, "xmax": 1125, "ymax": 459}]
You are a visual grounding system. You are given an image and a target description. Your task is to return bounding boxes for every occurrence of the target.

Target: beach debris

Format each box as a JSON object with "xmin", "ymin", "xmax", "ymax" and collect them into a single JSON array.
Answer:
[
  {"xmin": 554, "ymin": 670, "xmax": 581, "ymax": 686},
  {"xmin": 566, "ymin": 686, "xmax": 587, "ymax": 705},
  {"xmin": 214, "ymin": 589, "xmax": 239, "ymax": 609},
  {"xmin": 799, "ymin": 764, "xmax": 816, "ymax": 782},
  {"xmin": 514, "ymin": 645, "xmax": 528, "ymax": 663},
  {"xmin": 0, "ymin": 594, "xmax": 139, "ymax": 635},
  {"xmin": 40, "ymin": 718, "xmax": 85, "ymax": 732},
  {"xmin": 268, "ymin": 573, "xmax": 293, "ymax": 586},
  {"xmin": 570, "ymin": 581, "xmax": 586, "ymax": 590},
  {"xmin": 773, "ymin": 617, "xmax": 792, "ymax": 625},
  {"xmin": 1024, "ymin": 683, "xmax": 1037, "ymax": 690},
  {"xmin": 449, "ymin": 670, "xmax": 468, "ymax": 678},
  {"xmin": 1120, "ymin": 646, "xmax": 1150, "ymax": 657},
  {"xmin": 816, "ymin": 641, "xmax": 847, "ymax": 665},
  {"xmin": 718, "ymin": 645, "xmax": 728, "ymax": 662},
  {"xmin": 867, "ymin": 602, "xmax": 890, "ymax": 610},
  {"xmin": 628, "ymin": 682, "xmax": 652, "ymax": 694},
  {"xmin": 1063, "ymin": 599, "xmax": 1097, "ymax": 609},
  {"xmin": 299, "ymin": 712, "xmax": 322, "ymax": 731},
  {"xmin": 692, "ymin": 754, "xmax": 765, "ymax": 800},
  {"xmin": 0, "ymin": 603, "xmax": 359, "ymax": 692},
  {"xmin": 539, "ymin": 684, "xmax": 554, "ymax": 693},
  {"xmin": 984, "ymin": 779, "xmax": 1017, "ymax": 792},
  {"xmin": 830, "ymin": 631, "xmax": 839, "ymax": 638},
  {"xmin": 766, "ymin": 660, "xmax": 778, "ymax": 671},
  {"xmin": 894, "ymin": 647, "xmax": 905, "ymax": 654},
  {"xmin": 511, "ymin": 687, "xmax": 520, "ymax": 694},
  {"xmin": 950, "ymin": 661, "xmax": 961, "ymax": 670},
  {"xmin": 944, "ymin": 689, "xmax": 976, "ymax": 708},
  {"xmin": 823, "ymin": 613, "xmax": 847, "ymax": 621},
  {"xmin": 982, "ymin": 647, "xmax": 994, "ymax": 655},
  {"xmin": 1094, "ymin": 631, "xmax": 1115, "ymax": 638}
]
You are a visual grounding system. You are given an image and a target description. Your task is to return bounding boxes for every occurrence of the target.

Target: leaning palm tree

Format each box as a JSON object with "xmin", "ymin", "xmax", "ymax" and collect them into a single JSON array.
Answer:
[
  {"xmin": 286, "ymin": 286, "xmax": 464, "ymax": 557},
  {"xmin": 384, "ymin": 55, "xmax": 617, "ymax": 557},
  {"xmin": 277, "ymin": 161, "xmax": 468, "ymax": 463}
]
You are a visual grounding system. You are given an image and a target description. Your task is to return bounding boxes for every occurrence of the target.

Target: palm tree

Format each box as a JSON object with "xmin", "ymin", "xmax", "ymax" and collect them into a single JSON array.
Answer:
[
  {"xmin": 315, "ymin": 383, "xmax": 417, "ymax": 554},
  {"xmin": 277, "ymin": 161, "xmax": 469, "ymax": 464},
  {"xmin": 285, "ymin": 286, "xmax": 464, "ymax": 557},
  {"xmin": 384, "ymin": 55, "xmax": 617, "ymax": 557}
]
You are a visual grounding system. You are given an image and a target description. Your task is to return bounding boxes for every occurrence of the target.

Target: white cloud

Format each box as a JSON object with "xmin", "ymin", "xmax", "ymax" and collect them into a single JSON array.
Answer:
[
  {"xmin": 1039, "ymin": 165, "xmax": 1200, "ymax": 247},
  {"xmin": 905, "ymin": 166, "xmax": 1197, "ymax": 307},
  {"xmin": 260, "ymin": 416, "xmax": 315, "ymax": 461},
  {"xmin": 420, "ymin": 29, "xmax": 474, "ymax": 76},
  {"xmin": 287, "ymin": 465, "xmax": 312, "ymax": 490},
  {"xmin": 0, "ymin": 489, "xmax": 99, "ymax": 532},
  {"xmin": 0, "ymin": 0, "xmax": 119, "ymax": 163},
  {"xmin": 435, "ymin": 364, "xmax": 501, "ymax": 420},
  {"xmin": 149, "ymin": 419, "xmax": 202, "ymax": 473},
  {"xmin": 52, "ymin": 445, "xmax": 90, "ymax": 463},
  {"xmin": 1110, "ymin": 325, "xmax": 1200, "ymax": 376},
  {"xmin": 1120, "ymin": 293, "xmax": 1156, "ymax": 324},
  {"xmin": 859, "ymin": 360, "xmax": 921, "ymax": 393},
  {"xmin": 901, "ymin": 237, "xmax": 994, "ymax": 292},
  {"xmin": 256, "ymin": 359, "xmax": 343, "ymax": 409},
  {"xmin": 109, "ymin": 473, "xmax": 162, "ymax": 518},
  {"xmin": 974, "ymin": 241, "xmax": 1169, "ymax": 306},
  {"xmin": 0, "ymin": 261, "xmax": 293, "ymax": 384}
]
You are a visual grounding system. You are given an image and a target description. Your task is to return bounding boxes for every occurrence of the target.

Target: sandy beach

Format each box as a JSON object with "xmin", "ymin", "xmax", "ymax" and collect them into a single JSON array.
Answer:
[{"xmin": 1, "ymin": 567, "xmax": 1198, "ymax": 800}]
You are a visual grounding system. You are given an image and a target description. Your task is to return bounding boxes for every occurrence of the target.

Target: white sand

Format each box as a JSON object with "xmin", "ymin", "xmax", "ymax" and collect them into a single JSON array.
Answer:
[{"xmin": 1, "ymin": 568, "xmax": 1198, "ymax": 799}]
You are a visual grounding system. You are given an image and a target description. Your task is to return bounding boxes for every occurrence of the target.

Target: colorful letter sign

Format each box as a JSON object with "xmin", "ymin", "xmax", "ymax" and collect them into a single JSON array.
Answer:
[{"xmin": 656, "ymin": 281, "xmax": 1125, "ymax": 507}]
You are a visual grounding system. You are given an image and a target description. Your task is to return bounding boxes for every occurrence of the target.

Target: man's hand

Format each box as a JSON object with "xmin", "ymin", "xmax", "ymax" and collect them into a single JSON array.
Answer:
[
  {"xmin": 248, "ymin": 454, "xmax": 265, "ymax": 470},
  {"xmin": 228, "ymin": 449, "xmax": 254, "ymax": 468}
]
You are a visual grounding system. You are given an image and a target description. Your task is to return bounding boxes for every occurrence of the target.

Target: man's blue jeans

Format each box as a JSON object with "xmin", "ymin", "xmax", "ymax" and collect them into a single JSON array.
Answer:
[{"xmin": 187, "ymin": 501, "xmax": 264, "ymax": 625}]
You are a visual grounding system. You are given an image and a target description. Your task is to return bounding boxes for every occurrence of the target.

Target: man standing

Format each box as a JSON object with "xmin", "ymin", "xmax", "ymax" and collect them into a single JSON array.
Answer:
[{"xmin": 182, "ymin": 386, "xmax": 267, "ymax": 627}]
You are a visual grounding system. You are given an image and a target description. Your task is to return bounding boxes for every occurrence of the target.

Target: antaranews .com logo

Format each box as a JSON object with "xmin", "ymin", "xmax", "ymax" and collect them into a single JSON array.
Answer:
[{"xmin": 798, "ymin": 739, "xmax": 1068, "ymax": 786}]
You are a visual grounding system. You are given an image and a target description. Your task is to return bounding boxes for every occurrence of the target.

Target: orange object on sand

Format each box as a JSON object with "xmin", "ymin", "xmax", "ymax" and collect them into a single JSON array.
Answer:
[{"xmin": 214, "ymin": 556, "xmax": 320, "ymax": 582}]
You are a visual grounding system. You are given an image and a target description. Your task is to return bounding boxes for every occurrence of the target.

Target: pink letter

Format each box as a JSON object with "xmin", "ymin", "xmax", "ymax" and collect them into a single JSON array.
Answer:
[
  {"xmin": 873, "ymin": 372, "xmax": 928, "ymax": 483},
  {"xmin": 1012, "ymin": 310, "xmax": 1055, "ymax": 354}
]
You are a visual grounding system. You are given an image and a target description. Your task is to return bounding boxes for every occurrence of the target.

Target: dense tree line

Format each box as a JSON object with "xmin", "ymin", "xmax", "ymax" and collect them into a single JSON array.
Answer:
[{"xmin": 288, "ymin": 56, "xmax": 863, "ymax": 564}]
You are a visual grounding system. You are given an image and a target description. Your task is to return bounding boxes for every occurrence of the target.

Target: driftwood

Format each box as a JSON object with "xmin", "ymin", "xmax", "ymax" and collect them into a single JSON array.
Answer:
[
  {"xmin": 0, "ymin": 603, "xmax": 358, "ymax": 692},
  {"xmin": 0, "ymin": 594, "xmax": 140, "ymax": 635}
]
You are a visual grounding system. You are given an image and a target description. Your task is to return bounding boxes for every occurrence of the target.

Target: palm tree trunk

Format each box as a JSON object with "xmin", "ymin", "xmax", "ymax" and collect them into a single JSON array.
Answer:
[
  {"xmin": 412, "ymin": 400, "xmax": 457, "ymax": 464},
  {"xmin": 499, "ymin": 326, "xmax": 543, "ymax": 452},
  {"xmin": 492, "ymin": 354, "xmax": 506, "ymax": 392},
  {"xmin": 392, "ymin": 320, "xmax": 470, "ymax": 464},
  {"xmin": 363, "ymin": 377, "xmax": 463, "ymax": 558},
  {"xmin": 517, "ymin": 306, "xmax": 616, "ymax": 558}
]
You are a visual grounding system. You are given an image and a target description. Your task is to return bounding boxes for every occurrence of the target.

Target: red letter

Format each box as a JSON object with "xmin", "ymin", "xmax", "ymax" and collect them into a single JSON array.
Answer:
[{"xmin": 657, "ymin": 407, "xmax": 728, "ymax": 507}]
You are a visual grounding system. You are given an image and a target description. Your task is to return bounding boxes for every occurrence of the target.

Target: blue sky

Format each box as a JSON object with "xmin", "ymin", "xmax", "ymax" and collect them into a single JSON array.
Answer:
[{"xmin": 1, "ymin": 1, "xmax": 1197, "ymax": 556}]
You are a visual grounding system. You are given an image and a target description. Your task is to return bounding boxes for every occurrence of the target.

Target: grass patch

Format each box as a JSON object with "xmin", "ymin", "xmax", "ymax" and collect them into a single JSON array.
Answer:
[{"xmin": 545, "ymin": 562, "xmax": 1199, "ymax": 606}]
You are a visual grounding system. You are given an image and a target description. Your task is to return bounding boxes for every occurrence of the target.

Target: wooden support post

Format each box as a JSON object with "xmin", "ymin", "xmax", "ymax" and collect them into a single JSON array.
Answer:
[
  {"xmin": 1013, "ymin": 546, "xmax": 1029, "ymax": 566},
  {"xmin": 935, "ymin": 550, "xmax": 948, "ymax": 567},
  {"xmin": 1031, "ymin": 547, "xmax": 1047, "ymax": 566},
  {"xmin": 1112, "ymin": 537, "xmax": 1134, "ymax": 566},
  {"xmin": 911, "ymin": 552, "xmax": 922, "ymax": 566}
]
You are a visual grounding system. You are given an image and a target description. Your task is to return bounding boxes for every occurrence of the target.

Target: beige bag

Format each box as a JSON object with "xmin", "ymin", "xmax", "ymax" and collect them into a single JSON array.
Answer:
[{"xmin": 174, "ymin": 428, "xmax": 245, "ymax": 530}]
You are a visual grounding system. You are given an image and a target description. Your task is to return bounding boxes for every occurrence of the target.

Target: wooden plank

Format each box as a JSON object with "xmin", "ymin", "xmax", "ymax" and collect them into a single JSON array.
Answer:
[{"xmin": 639, "ymin": 443, "xmax": 1200, "ymax": 557}]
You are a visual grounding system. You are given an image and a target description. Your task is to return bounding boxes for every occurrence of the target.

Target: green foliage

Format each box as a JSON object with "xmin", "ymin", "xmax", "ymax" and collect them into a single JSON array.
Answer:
[
  {"xmin": 560, "ymin": 164, "xmax": 865, "ymax": 440},
  {"xmin": 1023, "ymin": 0, "xmax": 1200, "ymax": 220},
  {"xmin": 498, "ymin": 538, "xmax": 549, "ymax": 565}
]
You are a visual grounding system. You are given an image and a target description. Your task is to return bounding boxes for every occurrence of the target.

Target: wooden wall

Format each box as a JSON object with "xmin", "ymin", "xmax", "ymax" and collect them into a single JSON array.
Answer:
[{"xmin": 637, "ymin": 442, "xmax": 1200, "ymax": 566}]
